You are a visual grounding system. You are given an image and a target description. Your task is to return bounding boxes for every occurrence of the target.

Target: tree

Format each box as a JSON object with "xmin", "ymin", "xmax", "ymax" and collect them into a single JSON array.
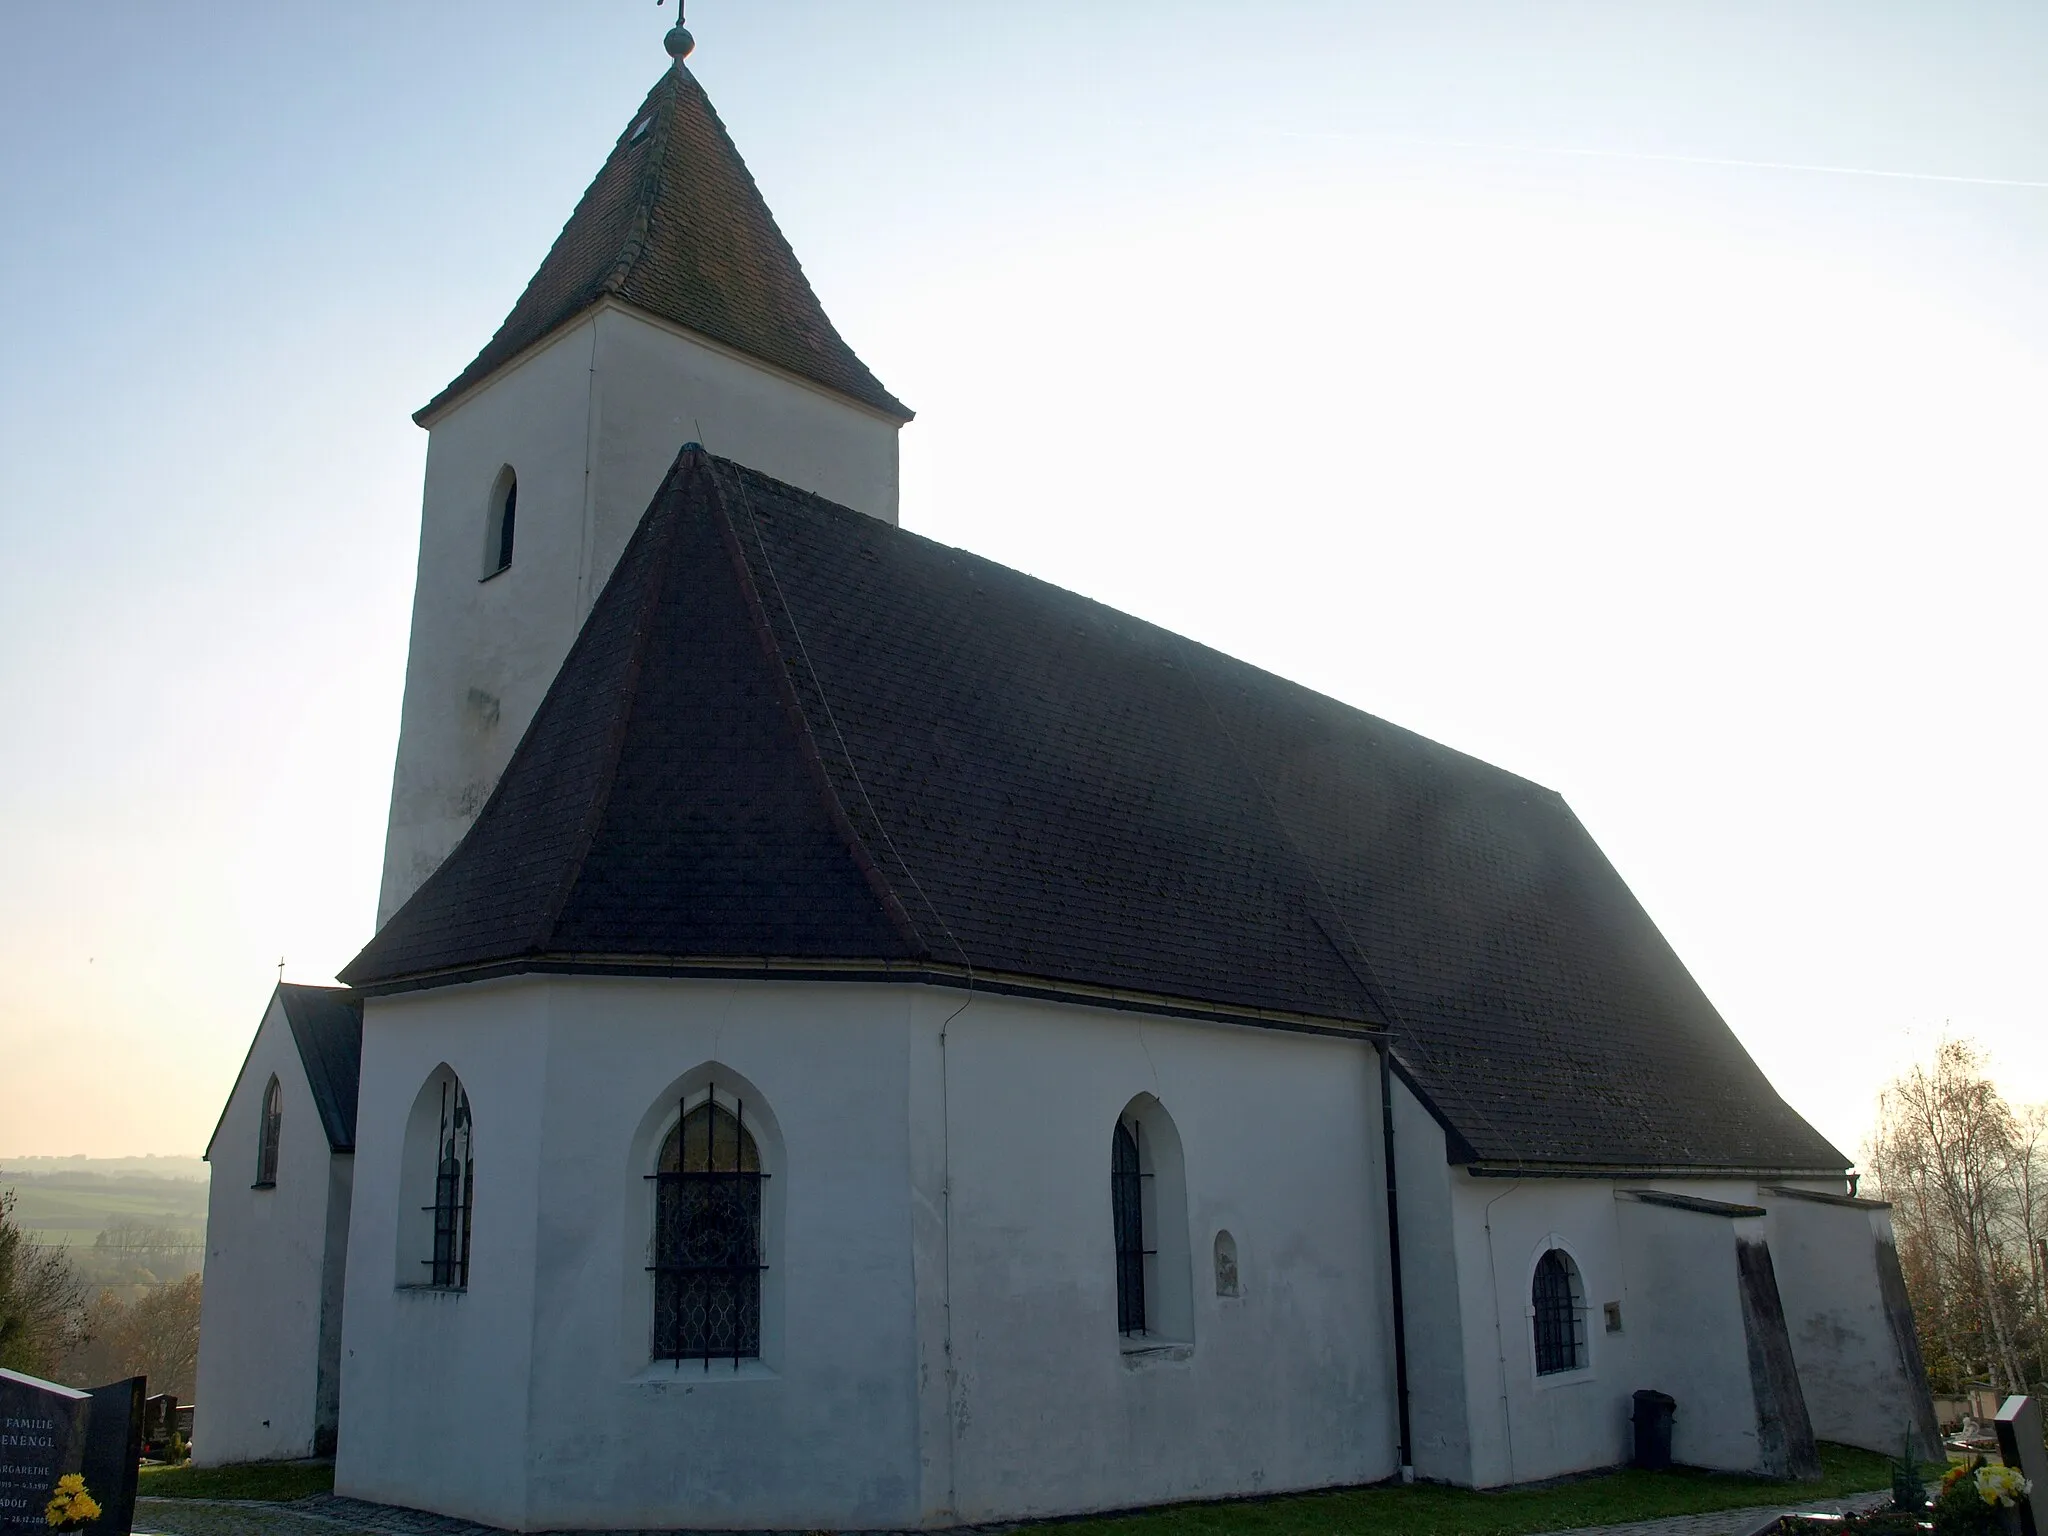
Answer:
[
  {"xmin": 1867, "ymin": 1040, "xmax": 2048, "ymax": 1395},
  {"xmin": 0, "ymin": 1184, "xmax": 90, "ymax": 1378},
  {"xmin": 55, "ymin": 1275, "xmax": 203, "ymax": 1401}
]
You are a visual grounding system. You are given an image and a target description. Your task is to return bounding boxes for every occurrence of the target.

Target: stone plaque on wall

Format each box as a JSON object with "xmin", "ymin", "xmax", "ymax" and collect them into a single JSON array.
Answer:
[{"xmin": 0, "ymin": 1368, "xmax": 91, "ymax": 1536}]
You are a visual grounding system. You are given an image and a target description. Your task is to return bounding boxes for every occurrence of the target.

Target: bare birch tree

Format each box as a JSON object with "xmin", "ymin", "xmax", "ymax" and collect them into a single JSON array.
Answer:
[{"xmin": 1868, "ymin": 1040, "xmax": 2047, "ymax": 1393}]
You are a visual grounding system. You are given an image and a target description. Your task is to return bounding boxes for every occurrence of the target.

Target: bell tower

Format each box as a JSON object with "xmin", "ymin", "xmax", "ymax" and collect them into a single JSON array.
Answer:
[{"xmin": 376, "ymin": 27, "xmax": 911, "ymax": 924}]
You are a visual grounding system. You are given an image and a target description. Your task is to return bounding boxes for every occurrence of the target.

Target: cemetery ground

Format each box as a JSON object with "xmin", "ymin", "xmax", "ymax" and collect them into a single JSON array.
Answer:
[{"xmin": 133, "ymin": 1442, "xmax": 1904, "ymax": 1536}]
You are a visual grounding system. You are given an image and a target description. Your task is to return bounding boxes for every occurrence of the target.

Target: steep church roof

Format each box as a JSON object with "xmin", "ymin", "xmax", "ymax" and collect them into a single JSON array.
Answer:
[
  {"xmin": 416, "ymin": 66, "xmax": 908, "ymax": 424},
  {"xmin": 204, "ymin": 983, "xmax": 363, "ymax": 1159},
  {"xmin": 344, "ymin": 449, "xmax": 1846, "ymax": 1177},
  {"xmin": 279, "ymin": 984, "xmax": 364, "ymax": 1153}
]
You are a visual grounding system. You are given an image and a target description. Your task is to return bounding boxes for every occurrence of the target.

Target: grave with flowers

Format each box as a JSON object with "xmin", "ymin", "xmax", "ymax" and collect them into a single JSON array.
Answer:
[
  {"xmin": 0, "ymin": 1369, "xmax": 141, "ymax": 1536},
  {"xmin": 1994, "ymin": 1396, "xmax": 2046, "ymax": 1536}
]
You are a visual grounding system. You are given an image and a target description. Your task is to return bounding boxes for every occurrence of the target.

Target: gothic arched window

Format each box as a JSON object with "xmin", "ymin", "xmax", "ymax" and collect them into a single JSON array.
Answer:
[
  {"xmin": 254, "ymin": 1075, "xmax": 282, "ymax": 1188},
  {"xmin": 652, "ymin": 1091, "xmax": 765, "ymax": 1365},
  {"xmin": 482, "ymin": 467, "xmax": 517, "ymax": 578},
  {"xmin": 399, "ymin": 1068, "xmax": 475, "ymax": 1289},
  {"xmin": 1532, "ymin": 1248, "xmax": 1587, "ymax": 1375}
]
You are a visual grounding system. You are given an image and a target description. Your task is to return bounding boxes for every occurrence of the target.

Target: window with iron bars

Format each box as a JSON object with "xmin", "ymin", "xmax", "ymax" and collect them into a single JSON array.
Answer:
[
  {"xmin": 1532, "ymin": 1248, "xmax": 1585, "ymax": 1374},
  {"xmin": 423, "ymin": 1081, "xmax": 473, "ymax": 1289},
  {"xmin": 649, "ymin": 1089, "xmax": 766, "ymax": 1368},
  {"xmin": 1112, "ymin": 1119, "xmax": 1154, "ymax": 1336}
]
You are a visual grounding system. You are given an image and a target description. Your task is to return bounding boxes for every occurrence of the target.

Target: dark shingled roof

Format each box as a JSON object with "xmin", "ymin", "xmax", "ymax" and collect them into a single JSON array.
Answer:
[
  {"xmin": 278, "ymin": 984, "xmax": 363, "ymax": 1153},
  {"xmin": 416, "ymin": 66, "xmax": 908, "ymax": 424},
  {"xmin": 344, "ymin": 449, "xmax": 1846, "ymax": 1176}
]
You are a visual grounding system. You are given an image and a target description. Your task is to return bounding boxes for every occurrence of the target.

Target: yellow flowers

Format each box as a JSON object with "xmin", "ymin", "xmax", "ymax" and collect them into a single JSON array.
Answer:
[
  {"xmin": 44, "ymin": 1473, "xmax": 102, "ymax": 1528},
  {"xmin": 1978, "ymin": 1463, "xmax": 2033, "ymax": 1508}
]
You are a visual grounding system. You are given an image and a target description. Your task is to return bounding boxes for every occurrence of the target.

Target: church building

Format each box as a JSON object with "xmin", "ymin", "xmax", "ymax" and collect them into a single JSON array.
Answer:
[{"xmin": 197, "ymin": 21, "xmax": 1939, "ymax": 1531}]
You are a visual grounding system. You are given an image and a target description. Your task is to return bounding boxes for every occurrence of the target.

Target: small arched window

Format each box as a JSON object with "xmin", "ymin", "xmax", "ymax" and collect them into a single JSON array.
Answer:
[
  {"xmin": 652, "ymin": 1088, "xmax": 765, "ymax": 1365},
  {"xmin": 1110, "ymin": 1097, "xmax": 1193, "ymax": 1344},
  {"xmin": 482, "ymin": 467, "xmax": 516, "ymax": 578},
  {"xmin": 254, "ymin": 1075, "xmax": 282, "ymax": 1188},
  {"xmin": 1213, "ymin": 1230, "xmax": 1240, "ymax": 1298},
  {"xmin": 398, "ymin": 1068, "xmax": 475, "ymax": 1289},
  {"xmin": 1533, "ymin": 1248, "xmax": 1587, "ymax": 1375}
]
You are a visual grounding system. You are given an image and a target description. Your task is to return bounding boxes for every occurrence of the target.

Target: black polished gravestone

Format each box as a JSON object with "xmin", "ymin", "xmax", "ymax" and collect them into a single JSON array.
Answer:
[
  {"xmin": 78, "ymin": 1379, "xmax": 143, "ymax": 1536},
  {"xmin": 0, "ymin": 1368, "xmax": 91, "ymax": 1536}
]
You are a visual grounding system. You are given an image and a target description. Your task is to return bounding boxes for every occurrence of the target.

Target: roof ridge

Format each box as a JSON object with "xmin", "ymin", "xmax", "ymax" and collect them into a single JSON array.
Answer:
[
  {"xmin": 600, "ymin": 72, "xmax": 677, "ymax": 298},
  {"xmin": 698, "ymin": 454, "xmax": 933, "ymax": 959},
  {"xmin": 525, "ymin": 451, "xmax": 697, "ymax": 955}
]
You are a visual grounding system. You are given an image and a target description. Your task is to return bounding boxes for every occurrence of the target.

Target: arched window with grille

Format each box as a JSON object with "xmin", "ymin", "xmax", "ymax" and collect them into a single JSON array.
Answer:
[
  {"xmin": 428, "ymin": 1082, "xmax": 474, "ymax": 1287},
  {"xmin": 254, "ymin": 1075, "xmax": 282, "ymax": 1188},
  {"xmin": 651, "ymin": 1088, "xmax": 765, "ymax": 1366},
  {"xmin": 1109, "ymin": 1096, "xmax": 1193, "ymax": 1346},
  {"xmin": 398, "ymin": 1067, "xmax": 476, "ymax": 1290},
  {"xmin": 1532, "ymin": 1247, "xmax": 1587, "ymax": 1375}
]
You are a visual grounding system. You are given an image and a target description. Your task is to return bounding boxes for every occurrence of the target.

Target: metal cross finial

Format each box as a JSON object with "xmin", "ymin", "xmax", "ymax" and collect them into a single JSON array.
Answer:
[
  {"xmin": 658, "ymin": 0, "xmax": 694, "ymax": 62},
  {"xmin": 277, "ymin": 956, "xmax": 286, "ymax": 983}
]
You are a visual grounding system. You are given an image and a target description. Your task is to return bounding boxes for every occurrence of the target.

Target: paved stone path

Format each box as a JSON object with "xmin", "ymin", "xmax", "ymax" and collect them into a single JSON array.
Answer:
[
  {"xmin": 1523, "ymin": 1490, "xmax": 1891, "ymax": 1536},
  {"xmin": 134, "ymin": 1487, "xmax": 1892, "ymax": 1536}
]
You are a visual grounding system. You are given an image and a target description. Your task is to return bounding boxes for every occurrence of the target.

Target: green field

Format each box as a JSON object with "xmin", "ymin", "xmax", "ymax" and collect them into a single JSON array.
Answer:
[{"xmin": 1, "ymin": 1160, "xmax": 209, "ymax": 1247}]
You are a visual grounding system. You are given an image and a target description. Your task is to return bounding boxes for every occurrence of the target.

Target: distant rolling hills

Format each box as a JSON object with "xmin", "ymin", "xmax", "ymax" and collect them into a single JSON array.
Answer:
[{"xmin": 2, "ymin": 1157, "xmax": 209, "ymax": 1249}]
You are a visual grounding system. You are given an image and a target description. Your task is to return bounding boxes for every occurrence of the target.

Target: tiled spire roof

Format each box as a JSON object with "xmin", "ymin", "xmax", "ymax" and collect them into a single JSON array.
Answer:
[
  {"xmin": 344, "ymin": 447, "xmax": 1847, "ymax": 1177},
  {"xmin": 416, "ymin": 67, "xmax": 908, "ymax": 424}
]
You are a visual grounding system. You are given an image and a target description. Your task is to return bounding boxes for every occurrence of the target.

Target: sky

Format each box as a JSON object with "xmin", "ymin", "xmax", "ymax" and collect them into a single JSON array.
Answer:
[{"xmin": 1, "ymin": 1, "xmax": 2043, "ymax": 1164}]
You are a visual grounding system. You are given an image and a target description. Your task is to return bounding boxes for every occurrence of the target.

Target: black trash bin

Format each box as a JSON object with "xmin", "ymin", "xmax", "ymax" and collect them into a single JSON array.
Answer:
[{"xmin": 1632, "ymin": 1390, "xmax": 1677, "ymax": 1470}]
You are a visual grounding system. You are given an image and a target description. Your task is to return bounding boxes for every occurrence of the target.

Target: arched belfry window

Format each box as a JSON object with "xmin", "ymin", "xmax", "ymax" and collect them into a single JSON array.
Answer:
[
  {"xmin": 254, "ymin": 1075, "xmax": 281, "ymax": 1188},
  {"xmin": 651, "ymin": 1088, "xmax": 765, "ymax": 1367},
  {"xmin": 1532, "ymin": 1248, "xmax": 1587, "ymax": 1375},
  {"xmin": 398, "ymin": 1067, "xmax": 475, "ymax": 1290},
  {"xmin": 1109, "ymin": 1096, "xmax": 1193, "ymax": 1346},
  {"xmin": 482, "ymin": 466, "xmax": 516, "ymax": 579}
]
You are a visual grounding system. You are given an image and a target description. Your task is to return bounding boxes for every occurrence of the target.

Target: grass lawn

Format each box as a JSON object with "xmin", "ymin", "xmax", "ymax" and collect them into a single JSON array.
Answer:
[
  {"xmin": 1052, "ymin": 1443, "xmax": 1903, "ymax": 1536},
  {"xmin": 137, "ymin": 1461, "xmax": 335, "ymax": 1502},
  {"xmin": 131, "ymin": 1443, "xmax": 1907, "ymax": 1533}
]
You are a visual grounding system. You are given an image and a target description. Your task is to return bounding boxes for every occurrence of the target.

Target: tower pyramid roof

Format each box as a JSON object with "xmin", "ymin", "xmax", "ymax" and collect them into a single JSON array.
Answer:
[{"xmin": 417, "ymin": 66, "xmax": 908, "ymax": 424}]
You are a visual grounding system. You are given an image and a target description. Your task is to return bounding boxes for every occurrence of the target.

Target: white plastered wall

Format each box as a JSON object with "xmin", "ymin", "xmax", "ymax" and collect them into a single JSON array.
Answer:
[
  {"xmin": 930, "ymin": 996, "xmax": 1399, "ymax": 1522},
  {"xmin": 333, "ymin": 984, "xmax": 547, "ymax": 1527},
  {"xmin": 1612, "ymin": 1196, "xmax": 1779, "ymax": 1474},
  {"xmin": 1446, "ymin": 1175, "xmax": 1808, "ymax": 1487},
  {"xmin": 1762, "ymin": 1190, "xmax": 1939, "ymax": 1458},
  {"xmin": 195, "ymin": 996, "xmax": 347, "ymax": 1465},
  {"xmin": 376, "ymin": 303, "xmax": 902, "ymax": 924},
  {"xmin": 334, "ymin": 977, "xmax": 925, "ymax": 1532},
  {"xmin": 333, "ymin": 978, "xmax": 1401, "ymax": 1529},
  {"xmin": 1387, "ymin": 1075, "xmax": 1471, "ymax": 1483}
]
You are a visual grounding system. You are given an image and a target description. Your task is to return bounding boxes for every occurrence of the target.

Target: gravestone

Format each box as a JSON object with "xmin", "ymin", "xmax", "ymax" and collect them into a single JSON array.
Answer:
[
  {"xmin": 0, "ymin": 1368, "xmax": 91, "ymax": 1536},
  {"xmin": 1995, "ymin": 1395, "xmax": 2048, "ymax": 1536},
  {"xmin": 79, "ymin": 1379, "xmax": 143, "ymax": 1536}
]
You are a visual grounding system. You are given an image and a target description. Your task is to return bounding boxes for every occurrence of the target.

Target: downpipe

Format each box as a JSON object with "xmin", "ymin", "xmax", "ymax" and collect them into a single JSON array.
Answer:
[{"xmin": 1379, "ymin": 1041, "xmax": 1415, "ymax": 1482}]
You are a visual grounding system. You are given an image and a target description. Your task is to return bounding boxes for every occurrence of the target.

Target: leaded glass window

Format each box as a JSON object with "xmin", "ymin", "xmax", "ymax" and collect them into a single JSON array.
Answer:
[
  {"xmin": 651, "ymin": 1093, "xmax": 765, "ymax": 1366},
  {"xmin": 1112, "ymin": 1120, "xmax": 1151, "ymax": 1335},
  {"xmin": 255, "ymin": 1076, "xmax": 281, "ymax": 1188},
  {"xmin": 1532, "ymin": 1248, "xmax": 1586, "ymax": 1374}
]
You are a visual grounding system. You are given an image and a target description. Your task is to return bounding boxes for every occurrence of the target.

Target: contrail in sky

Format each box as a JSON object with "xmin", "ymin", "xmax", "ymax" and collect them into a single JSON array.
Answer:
[{"xmin": 1286, "ymin": 130, "xmax": 2048, "ymax": 190}]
